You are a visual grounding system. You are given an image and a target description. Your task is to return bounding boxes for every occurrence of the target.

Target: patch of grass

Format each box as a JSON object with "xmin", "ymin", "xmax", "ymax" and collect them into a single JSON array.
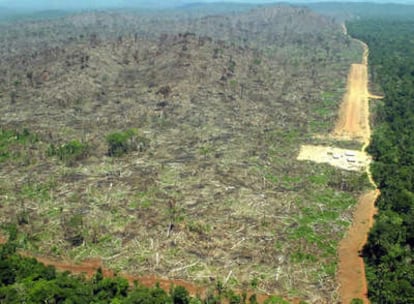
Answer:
[
  {"xmin": 47, "ymin": 139, "xmax": 89, "ymax": 164},
  {"xmin": 264, "ymin": 295, "xmax": 290, "ymax": 304},
  {"xmin": 321, "ymin": 261, "xmax": 336, "ymax": 277},
  {"xmin": 0, "ymin": 128, "xmax": 38, "ymax": 162},
  {"xmin": 129, "ymin": 196, "xmax": 152, "ymax": 209},
  {"xmin": 229, "ymin": 79, "xmax": 238, "ymax": 87},
  {"xmin": 308, "ymin": 91, "xmax": 342, "ymax": 133},
  {"xmin": 187, "ymin": 220, "xmax": 211, "ymax": 235},
  {"xmin": 309, "ymin": 174, "xmax": 329, "ymax": 185},
  {"xmin": 309, "ymin": 120, "xmax": 331, "ymax": 133},
  {"xmin": 289, "ymin": 225, "xmax": 323, "ymax": 245},
  {"xmin": 20, "ymin": 180, "xmax": 55, "ymax": 201},
  {"xmin": 253, "ymin": 58, "xmax": 261, "ymax": 65},
  {"xmin": 290, "ymin": 251, "xmax": 318, "ymax": 263},
  {"xmin": 199, "ymin": 144, "xmax": 215, "ymax": 159}
]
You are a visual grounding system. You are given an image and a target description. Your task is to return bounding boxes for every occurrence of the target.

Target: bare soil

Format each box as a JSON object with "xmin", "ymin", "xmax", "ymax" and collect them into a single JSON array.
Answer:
[
  {"xmin": 297, "ymin": 145, "xmax": 370, "ymax": 172},
  {"xmin": 337, "ymin": 190, "xmax": 378, "ymax": 304},
  {"xmin": 332, "ymin": 62, "xmax": 370, "ymax": 142}
]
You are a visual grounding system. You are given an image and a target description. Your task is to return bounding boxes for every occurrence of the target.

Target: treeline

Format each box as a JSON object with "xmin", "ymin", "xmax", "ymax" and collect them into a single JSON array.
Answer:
[
  {"xmin": 0, "ymin": 227, "xmax": 299, "ymax": 304},
  {"xmin": 308, "ymin": 2, "xmax": 414, "ymax": 21},
  {"xmin": 347, "ymin": 19, "xmax": 414, "ymax": 303}
]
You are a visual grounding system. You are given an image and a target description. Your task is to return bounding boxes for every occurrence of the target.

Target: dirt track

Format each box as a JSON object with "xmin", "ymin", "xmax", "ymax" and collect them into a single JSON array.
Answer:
[
  {"xmin": 335, "ymin": 37, "xmax": 379, "ymax": 304},
  {"xmin": 6, "ymin": 247, "xmax": 300, "ymax": 304},
  {"xmin": 19, "ymin": 253, "xmax": 206, "ymax": 297},
  {"xmin": 332, "ymin": 60, "xmax": 370, "ymax": 142},
  {"xmin": 338, "ymin": 190, "xmax": 378, "ymax": 304}
]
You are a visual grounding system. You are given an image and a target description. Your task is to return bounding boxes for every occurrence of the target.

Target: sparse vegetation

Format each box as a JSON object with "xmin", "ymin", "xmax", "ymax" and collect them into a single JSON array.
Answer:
[{"xmin": 0, "ymin": 128, "xmax": 38, "ymax": 162}]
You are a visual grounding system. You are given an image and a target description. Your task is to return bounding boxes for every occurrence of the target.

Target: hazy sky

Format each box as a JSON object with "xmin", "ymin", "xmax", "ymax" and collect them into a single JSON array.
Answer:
[{"xmin": 1, "ymin": 0, "xmax": 414, "ymax": 10}]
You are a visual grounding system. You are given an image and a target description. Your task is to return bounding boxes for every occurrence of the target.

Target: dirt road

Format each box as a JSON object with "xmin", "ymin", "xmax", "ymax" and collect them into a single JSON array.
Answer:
[
  {"xmin": 19, "ymin": 253, "xmax": 206, "ymax": 296},
  {"xmin": 7, "ymin": 249, "xmax": 300, "ymax": 303},
  {"xmin": 337, "ymin": 189, "xmax": 378, "ymax": 304},
  {"xmin": 335, "ymin": 37, "xmax": 379, "ymax": 304},
  {"xmin": 332, "ymin": 59, "xmax": 370, "ymax": 142}
]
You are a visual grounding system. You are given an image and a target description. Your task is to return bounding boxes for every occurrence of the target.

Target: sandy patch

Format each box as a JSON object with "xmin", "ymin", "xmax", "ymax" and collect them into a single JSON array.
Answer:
[{"xmin": 297, "ymin": 145, "xmax": 371, "ymax": 171}]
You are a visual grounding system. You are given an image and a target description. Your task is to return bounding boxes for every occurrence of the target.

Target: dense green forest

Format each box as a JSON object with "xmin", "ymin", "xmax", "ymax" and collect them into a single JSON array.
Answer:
[
  {"xmin": 308, "ymin": 2, "xmax": 414, "ymax": 21},
  {"xmin": 347, "ymin": 18, "xmax": 414, "ymax": 303}
]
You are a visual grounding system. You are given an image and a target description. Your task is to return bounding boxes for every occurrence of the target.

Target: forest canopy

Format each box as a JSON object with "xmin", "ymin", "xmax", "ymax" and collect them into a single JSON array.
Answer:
[{"xmin": 347, "ymin": 17, "xmax": 414, "ymax": 304}]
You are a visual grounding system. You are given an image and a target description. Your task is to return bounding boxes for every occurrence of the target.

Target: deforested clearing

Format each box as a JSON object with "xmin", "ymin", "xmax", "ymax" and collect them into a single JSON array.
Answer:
[{"xmin": 0, "ymin": 5, "xmax": 368, "ymax": 303}]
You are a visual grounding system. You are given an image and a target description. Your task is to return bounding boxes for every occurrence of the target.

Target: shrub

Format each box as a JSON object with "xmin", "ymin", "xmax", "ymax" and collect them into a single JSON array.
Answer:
[
  {"xmin": 106, "ymin": 129, "xmax": 149, "ymax": 157},
  {"xmin": 47, "ymin": 140, "xmax": 89, "ymax": 163},
  {"xmin": 171, "ymin": 285, "xmax": 190, "ymax": 304}
]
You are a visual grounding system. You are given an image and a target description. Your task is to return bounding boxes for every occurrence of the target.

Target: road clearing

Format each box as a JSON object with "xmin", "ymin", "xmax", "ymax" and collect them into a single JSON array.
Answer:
[
  {"xmin": 332, "ymin": 62, "xmax": 370, "ymax": 142},
  {"xmin": 298, "ymin": 29, "xmax": 380, "ymax": 304},
  {"xmin": 336, "ymin": 38, "xmax": 379, "ymax": 304}
]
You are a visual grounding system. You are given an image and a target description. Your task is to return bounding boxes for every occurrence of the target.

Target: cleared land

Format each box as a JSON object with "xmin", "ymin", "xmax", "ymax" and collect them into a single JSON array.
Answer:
[
  {"xmin": 0, "ymin": 6, "xmax": 366, "ymax": 303},
  {"xmin": 297, "ymin": 43, "xmax": 372, "ymax": 172},
  {"xmin": 297, "ymin": 145, "xmax": 370, "ymax": 172}
]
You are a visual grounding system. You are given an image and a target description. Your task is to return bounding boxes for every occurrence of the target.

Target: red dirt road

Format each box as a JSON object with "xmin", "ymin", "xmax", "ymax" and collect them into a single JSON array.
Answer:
[
  {"xmin": 337, "ymin": 190, "xmax": 378, "ymax": 304},
  {"xmin": 20, "ymin": 253, "xmax": 206, "ymax": 297},
  {"xmin": 3, "ymin": 240, "xmax": 300, "ymax": 303},
  {"xmin": 335, "ymin": 37, "xmax": 380, "ymax": 304},
  {"xmin": 332, "ymin": 62, "xmax": 370, "ymax": 142}
]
